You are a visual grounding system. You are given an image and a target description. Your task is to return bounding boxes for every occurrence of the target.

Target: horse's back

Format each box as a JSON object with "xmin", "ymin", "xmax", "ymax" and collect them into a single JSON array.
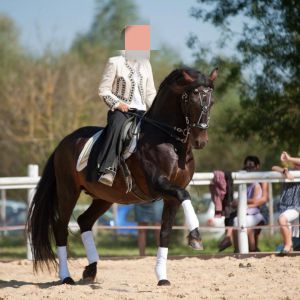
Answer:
[
  {"xmin": 67, "ymin": 126, "xmax": 103, "ymax": 139},
  {"xmin": 54, "ymin": 126, "xmax": 103, "ymax": 166}
]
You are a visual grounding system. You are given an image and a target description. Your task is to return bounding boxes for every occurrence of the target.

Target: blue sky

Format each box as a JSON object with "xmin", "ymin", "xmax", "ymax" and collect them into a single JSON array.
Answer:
[{"xmin": 0, "ymin": 0, "xmax": 240, "ymax": 63}]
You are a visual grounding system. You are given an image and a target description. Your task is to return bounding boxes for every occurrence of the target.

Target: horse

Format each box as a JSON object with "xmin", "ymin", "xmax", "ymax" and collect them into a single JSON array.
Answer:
[{"xmin": 27, "ymin": 66, "xmax": 218, "ymax": 286}]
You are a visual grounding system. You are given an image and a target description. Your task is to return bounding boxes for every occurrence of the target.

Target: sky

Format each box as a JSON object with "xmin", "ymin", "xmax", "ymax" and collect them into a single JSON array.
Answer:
[{"xmin": 0, "ymin": 0, "xmax": 240, "ymax": 63}]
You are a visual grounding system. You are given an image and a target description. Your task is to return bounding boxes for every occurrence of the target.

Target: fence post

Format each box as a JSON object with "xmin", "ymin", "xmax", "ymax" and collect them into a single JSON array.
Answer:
[
  {"xmin": 237, "ymin": 183, "xmax": 249, "ymax": 253},
  {"xmin": 27, "ymin": 164, "xmax": 39, "ymax": 260},
  {"xmin": 1, "ymin": 189, "xmax": 7, "ymax": 236},
  {"xmin": 112, "ymin": 203, "xmax": 118, "ymax": 227},
  {"xmin": 268, "ymin": 183, "xmax": 274, "ymax": 235}
]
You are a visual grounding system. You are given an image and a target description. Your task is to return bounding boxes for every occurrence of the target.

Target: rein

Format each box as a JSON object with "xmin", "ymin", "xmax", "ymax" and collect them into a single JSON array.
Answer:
[
  {"xmin": 127, "ymin": 87, "xmax": 213, "ymax": 144},
  {"xmin": 126, "ymin": 111, "xmax": 190, "ymax": 143}
]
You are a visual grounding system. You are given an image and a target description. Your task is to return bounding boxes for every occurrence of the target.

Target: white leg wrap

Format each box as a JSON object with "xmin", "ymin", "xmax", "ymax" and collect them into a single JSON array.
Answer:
[
  {"xmin": 57, "ymin": 246, "xmax": 70, "ymax": 280},
  {"xmin": 81, "ymin": 231, "xmax": 99, "ymax": 264},
  {"xmin": 155, "ymin": 247, "xmax": 168, "ymax": 281},
  {"xmin": 182, "ymin": 199, "xmax": 199, "ymax": 232}
]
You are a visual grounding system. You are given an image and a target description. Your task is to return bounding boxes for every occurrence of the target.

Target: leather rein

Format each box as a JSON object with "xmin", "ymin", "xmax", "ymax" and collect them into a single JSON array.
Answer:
[{"xmin": 127, "ymin": 87, "xmax": 213, "ymax": 143}]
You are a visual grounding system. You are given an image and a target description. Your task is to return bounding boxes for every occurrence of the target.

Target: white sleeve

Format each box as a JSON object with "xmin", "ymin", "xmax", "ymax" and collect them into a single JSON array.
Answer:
[
  {"xmin": 145, "ymin": 60, "xmax": 156, "ymax": 109},
  {"xmin": 98, "ymin": 58, "xmax": 121, "ymax": 110}
]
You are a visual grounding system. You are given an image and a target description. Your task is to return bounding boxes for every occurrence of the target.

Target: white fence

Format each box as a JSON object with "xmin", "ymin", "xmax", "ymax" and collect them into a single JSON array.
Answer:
[{"xmin": 1, "ymin": 165, "xmax": 300, "ymax": 258}]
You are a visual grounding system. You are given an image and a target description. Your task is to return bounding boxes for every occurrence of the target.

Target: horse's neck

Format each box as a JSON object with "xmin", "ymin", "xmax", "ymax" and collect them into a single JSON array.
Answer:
[{"xmin": 147, "ymin": 90, "xmax": 185, "ymax": 128}]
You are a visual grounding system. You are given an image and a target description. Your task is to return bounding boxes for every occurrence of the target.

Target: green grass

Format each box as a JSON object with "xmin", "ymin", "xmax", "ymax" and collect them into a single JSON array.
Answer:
[{"xmin": 0, "ymin": 230, "xmax": 284, "ymax": 260}]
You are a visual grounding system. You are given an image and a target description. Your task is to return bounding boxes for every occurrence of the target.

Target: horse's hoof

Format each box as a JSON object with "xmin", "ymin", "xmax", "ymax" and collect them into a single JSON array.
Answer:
[
  {"xmin": 82, "ymin": 262, "xmax": 97, "ymax": 282},
  {"xmin": 188, "ymin": 238, "xmax": 204, "ymax": 250},
  {"xmin": 62, "ymin": 277, "xmax": 75, "ymax": 285},
  {"xmin": 188, "ymin": 228, "xmax": 204, "ymax": 250},
  {"xmin": 157, "ymin": 279, "xmax": 171, "ymax": 286}
]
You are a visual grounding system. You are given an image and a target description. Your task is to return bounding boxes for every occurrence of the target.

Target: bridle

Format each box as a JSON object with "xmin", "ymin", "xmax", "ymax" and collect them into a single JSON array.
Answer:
[
  {"xmin": 174, "ymin": 87, "xmax": 213, "ymax": 143},
  {"xmin": 128, "ymin": 86, "xmax": 213, "ymax": 144}
]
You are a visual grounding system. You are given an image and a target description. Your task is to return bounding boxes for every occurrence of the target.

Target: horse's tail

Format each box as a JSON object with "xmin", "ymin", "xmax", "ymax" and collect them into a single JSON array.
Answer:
[{"xmin": 26, "ymin": 151, "xmax": 58, "ymax": 272}]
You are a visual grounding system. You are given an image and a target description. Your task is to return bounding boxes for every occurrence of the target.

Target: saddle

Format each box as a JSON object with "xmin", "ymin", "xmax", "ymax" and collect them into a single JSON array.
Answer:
[
  {"xmin": 76, "ymin": 116, "xmax": 141, "ymax": 192},
  {"xmin": 119, "ymin": 115, "xmax": 140, "ymax": 160}
]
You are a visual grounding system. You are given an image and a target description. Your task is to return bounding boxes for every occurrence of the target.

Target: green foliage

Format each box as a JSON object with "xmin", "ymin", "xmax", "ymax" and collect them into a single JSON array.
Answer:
[
  {"xmin": 191, "ymin": 0, "xmax": 300, "ymax": 154},
  {"xmin": 72, "ymin": 0, "xmax": 140, "ymax": 59},
  {"xmin": 0, "ymin": 14, "xmax": 21, "ymax": 62},
  {"xmin": 0, "ymin": 3, "xmax": 182, "ymax": 176},
  {"xmin": 0, "ymin": 231, "xmax": 284, "ymax": 259},
  {"xmin": 187, "ymin": 44, "xmax": 276, "ymax": 170}
]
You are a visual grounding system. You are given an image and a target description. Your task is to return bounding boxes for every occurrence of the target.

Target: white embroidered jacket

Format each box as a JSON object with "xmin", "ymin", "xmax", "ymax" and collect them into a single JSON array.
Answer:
[{"xmin": 98, "ymin": 55, "xmax": 156, "ymax": 110}]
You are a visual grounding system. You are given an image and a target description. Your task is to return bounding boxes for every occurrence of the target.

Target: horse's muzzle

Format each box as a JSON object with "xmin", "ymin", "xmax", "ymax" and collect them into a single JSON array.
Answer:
[{"xmin": 193, "ymin": 140, "xmax": 207, "ymax": 149}]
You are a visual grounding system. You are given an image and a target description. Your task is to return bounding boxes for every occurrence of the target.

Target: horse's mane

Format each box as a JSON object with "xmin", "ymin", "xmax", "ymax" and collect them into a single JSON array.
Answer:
[
  {"xmin": 147, "ymin": 67, "xmax": 213, "ymax": 114},
  {"xmin": 157, "ymin": 66, "xmax": 212, "ymax": 94}
]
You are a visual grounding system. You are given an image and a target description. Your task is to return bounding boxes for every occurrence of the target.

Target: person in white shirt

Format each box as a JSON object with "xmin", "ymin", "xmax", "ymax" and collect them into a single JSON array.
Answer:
[{"xmin": 97, "ymin": 26, "xmax": 156, "ymax": 186}]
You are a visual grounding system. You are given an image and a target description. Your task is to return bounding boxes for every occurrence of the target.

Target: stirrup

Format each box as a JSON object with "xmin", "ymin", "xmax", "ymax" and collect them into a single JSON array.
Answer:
[{"xmin": 98, "ymin": 172, "xmax": 114, "ymax": 186}]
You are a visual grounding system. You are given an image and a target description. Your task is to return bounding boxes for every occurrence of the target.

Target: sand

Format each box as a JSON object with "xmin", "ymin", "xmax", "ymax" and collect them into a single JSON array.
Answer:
[{"xmin": 0, "ymin": 256, "xmax": 299, "ymax": 300}]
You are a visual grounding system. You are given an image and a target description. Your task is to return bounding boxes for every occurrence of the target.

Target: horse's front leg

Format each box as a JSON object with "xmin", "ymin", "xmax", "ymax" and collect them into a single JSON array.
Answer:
[
  {"xmin": 155, "ymin": 200, "xmax": 179, "ymax": 286},
  {"xmin": 154, "ymin": 176, "xmax": 203, "ymax": 286},
  {"xmin": 155, "ymin": 176, "xmax": 203, "ymax": 250}
]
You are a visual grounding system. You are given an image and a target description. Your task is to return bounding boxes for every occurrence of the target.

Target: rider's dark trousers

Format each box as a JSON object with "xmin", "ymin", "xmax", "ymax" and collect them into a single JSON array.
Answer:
[{"xmin": 97, "ymin": 109, "xmax": 144, "ymax": 175}]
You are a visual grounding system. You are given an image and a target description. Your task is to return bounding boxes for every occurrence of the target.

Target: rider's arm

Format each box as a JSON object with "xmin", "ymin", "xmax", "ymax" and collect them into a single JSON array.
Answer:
[
  {"xmin": 145, "ymin": 60, "xmax": 156, "ymax": 109},
  {"xmin": 98, "ymin": 57, "xmax": 123, "ymax": 111}
]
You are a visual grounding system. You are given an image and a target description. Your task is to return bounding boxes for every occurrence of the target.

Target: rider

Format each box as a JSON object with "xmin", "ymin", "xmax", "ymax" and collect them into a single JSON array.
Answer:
[{"xmin": 97, "ymin": 25, "xmax": 156, "ymax": 186}]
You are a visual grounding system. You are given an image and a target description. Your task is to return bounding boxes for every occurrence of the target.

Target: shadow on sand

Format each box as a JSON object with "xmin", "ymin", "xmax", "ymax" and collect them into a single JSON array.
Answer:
[{"xmin": 0, "ymin": 279, "xmax": 102, "ymax": 289}]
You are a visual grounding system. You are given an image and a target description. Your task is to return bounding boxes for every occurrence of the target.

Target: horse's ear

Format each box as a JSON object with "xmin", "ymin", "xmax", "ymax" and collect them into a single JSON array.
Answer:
[
  {"xmin": 182, "ymin": 70, "xmax": 196, "ymax": 82},
  {"xmin": 209, "ymin": 67, "xmax": 218, "ymax": 81}
]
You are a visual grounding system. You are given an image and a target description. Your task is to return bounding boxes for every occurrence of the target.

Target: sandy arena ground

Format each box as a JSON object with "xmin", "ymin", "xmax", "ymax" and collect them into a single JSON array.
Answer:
[{"xmin": 0, "ymin": 256, "xmax": 299, "ymax": 300}]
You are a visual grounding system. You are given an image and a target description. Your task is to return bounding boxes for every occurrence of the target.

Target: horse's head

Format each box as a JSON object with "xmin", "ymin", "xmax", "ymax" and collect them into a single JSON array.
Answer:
[
  {"xmin": 147, "ymin": 66, "xmax": 218, "ymax": 149},
  {"xmin": 176, "ymin": 67, "xmax": 218, "ymax": 149}
]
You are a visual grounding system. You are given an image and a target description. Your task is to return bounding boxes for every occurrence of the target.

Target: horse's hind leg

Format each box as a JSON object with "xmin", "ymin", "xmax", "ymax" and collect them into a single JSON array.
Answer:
[
  {"xmin": 53, "ymin": 170, "xmax": 81, "ymax": 284},
  {"xmin": 77, "ymin": 199, "xmax": 112, "ymax": 281}
]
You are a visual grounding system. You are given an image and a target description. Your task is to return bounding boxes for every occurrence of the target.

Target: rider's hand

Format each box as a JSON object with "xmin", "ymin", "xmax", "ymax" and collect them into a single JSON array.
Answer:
[{"xmin": 116, "ymin": 102, "xmax": 129, "ymax": 112}]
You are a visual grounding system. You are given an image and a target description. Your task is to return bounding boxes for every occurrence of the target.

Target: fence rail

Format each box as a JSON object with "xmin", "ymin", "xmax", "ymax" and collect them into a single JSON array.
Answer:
[{"xmin": 1, "ymin": 165, "xmax": 300, "ymax": 258}]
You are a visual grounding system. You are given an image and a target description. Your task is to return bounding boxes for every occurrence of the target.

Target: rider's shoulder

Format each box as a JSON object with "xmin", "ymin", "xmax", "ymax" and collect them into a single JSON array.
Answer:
[{"xmin": 107, "ymin": 55, "xmax": 124, "ymax": 63}]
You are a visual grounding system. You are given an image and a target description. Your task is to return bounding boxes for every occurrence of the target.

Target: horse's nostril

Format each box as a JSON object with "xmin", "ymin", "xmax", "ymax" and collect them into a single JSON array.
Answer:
[{"xmin": 197, "ymin": 141, "xmax": 207, "ymax": 149}]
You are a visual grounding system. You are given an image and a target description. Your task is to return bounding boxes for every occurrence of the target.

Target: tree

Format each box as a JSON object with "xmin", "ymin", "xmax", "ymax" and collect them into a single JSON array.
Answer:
[
  {"xmin": 0, "ymin": 11, "xmax": 182, "ymax": 177},
  {"xmin": 72, "ymin": 0, "xmax": 140, "ymax": 60},
  {"xmin": 0, "ymin": 14, "xmax": 24, "ymax": 86},
  {"xmin": 190, "ymin": 0, "xmax": 300, "ymax": 154},
  {"xmin": 186, "ymin": 32, "xmax": 279, "ymax": 171}
]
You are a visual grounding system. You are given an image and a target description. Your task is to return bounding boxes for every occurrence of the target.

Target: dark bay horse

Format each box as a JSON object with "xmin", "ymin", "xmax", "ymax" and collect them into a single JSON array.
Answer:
[{"xmin": 27, "ymin": 66, "xmax": 218, "ymax": 286}]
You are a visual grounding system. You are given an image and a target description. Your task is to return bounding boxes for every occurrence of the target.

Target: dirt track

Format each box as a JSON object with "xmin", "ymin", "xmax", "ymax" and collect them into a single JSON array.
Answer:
[{"xmin": 0, "ymin": 256, "xmax": 299, "ymax": 299}]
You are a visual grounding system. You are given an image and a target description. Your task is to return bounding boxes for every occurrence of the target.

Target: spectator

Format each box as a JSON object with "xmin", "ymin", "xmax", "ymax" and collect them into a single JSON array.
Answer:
[
  {"xmin": 134, "ymin": 200, "xmax": 163, "ymax": 256},
  {"xmin": 232, "ymin": 156, "xmax": 268, "ymax": 252},
  {"xmin": 247, "ymin": 182, "xmax": 269, "ymax": 251},
  {"xmin": 272, "ymin": 151, "xmax": 300, "ymax": 255}
]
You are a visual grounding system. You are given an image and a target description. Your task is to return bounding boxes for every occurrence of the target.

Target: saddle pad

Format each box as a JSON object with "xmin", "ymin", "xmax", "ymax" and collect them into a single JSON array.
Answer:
[
  {"xmin": 76, "ymin": 130, "xmax": 103, "ymax": 172},
  {"xmin": 76, "ymin": 121, "xmax": 141, "ymax": 172}
]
